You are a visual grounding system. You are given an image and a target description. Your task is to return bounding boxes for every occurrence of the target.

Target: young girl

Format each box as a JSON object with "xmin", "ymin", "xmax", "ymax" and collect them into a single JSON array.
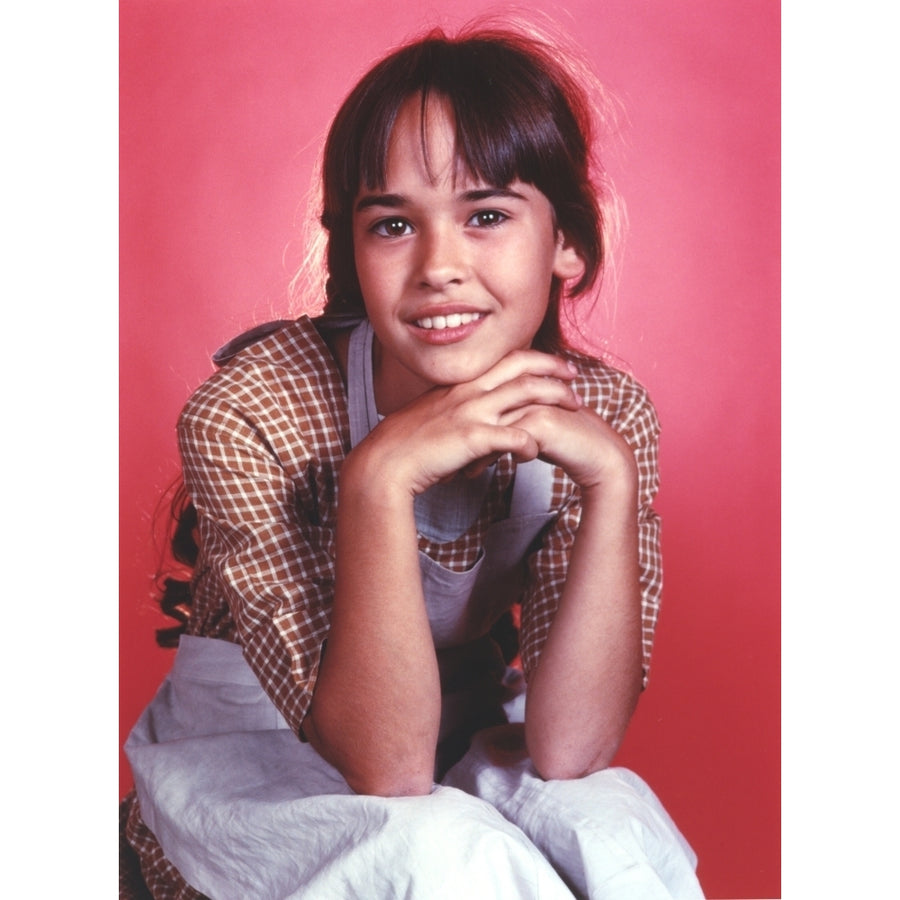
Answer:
[{"xmin": 122, "ymin": 19, "xmax": 704, "ymax": 900}]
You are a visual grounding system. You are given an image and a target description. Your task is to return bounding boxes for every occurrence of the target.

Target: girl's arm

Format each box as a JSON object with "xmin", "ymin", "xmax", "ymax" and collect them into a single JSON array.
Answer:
[
  {"xmin": 303, "ymin": 351, "xmax": 582, "ymax": 796},
  {"xmin": 507, "ymin": 387, "xmax": 654, "ymax": 780},
  {"xmin": 301, "ymin": 461, "xmax": 441, "ymax": 797},
  {"xmin": 525, "ymin": 464, "xmax": 643, "ymax": 780}
]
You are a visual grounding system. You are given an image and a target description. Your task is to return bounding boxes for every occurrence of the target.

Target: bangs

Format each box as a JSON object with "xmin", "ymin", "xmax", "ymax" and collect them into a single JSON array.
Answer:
[{"xmin": 343, "ymin": 36, "xmax": 588, "ymax": 198}]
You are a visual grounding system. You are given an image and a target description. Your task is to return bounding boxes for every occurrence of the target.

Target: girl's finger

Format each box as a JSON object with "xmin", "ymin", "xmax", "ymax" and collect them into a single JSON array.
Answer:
[
  {"xmin": 474, "ymin": 349, "xmax": 577, "ymax": 393},
  {"xmin": 472, "ymin": 372, "xmax": 582, "ymax": 420},
  {"xmin": 461, "ymin": 454, "xmax": 501, "ymax": 479},
  {"xmin": 456, "ymin": 423, "xmax": 540, "ymax": 471}
]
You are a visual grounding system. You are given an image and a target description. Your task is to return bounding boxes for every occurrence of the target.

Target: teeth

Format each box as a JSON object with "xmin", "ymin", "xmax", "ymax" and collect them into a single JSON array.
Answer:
[{"xmin": 417, "ymin": 312, "xmax": 482, "ymax": 330}]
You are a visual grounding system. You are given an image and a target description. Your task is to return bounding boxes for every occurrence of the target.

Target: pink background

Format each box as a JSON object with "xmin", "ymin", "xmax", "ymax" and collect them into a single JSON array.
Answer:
[{"xmin": 120, "ymin": 1, "xmax": 780, "ymax": 897}]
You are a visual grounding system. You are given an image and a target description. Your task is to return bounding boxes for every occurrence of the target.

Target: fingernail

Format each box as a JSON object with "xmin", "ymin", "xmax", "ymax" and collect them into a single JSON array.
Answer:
[{"xmin": 567, "ymin": 361, "xmax": 578, "ymax": 375}]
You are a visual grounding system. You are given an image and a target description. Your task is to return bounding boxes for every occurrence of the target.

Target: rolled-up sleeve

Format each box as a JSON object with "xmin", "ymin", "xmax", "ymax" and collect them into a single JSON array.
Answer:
[
  {"xmin": 519, "ymin": 364, "xmax": 662, "ymax": 688},
  {"xmin": 175, "ymin": 318, "xmax": 350, "ymax": 736},
  {"xmin": 179, "ymin": 416, "xmax": 334, "ymax": 734}
]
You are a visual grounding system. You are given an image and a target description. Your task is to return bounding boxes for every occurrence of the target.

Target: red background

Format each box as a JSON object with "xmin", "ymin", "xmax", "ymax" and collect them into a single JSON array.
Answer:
[{"xmin": 120, "ymin": 2, "xmax": 780, "ymax": 897}]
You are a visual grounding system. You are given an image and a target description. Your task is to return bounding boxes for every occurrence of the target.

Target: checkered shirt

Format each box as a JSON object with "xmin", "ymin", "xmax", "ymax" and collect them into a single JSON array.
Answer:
[
  {"xmin": 176, "ymin": 315, "xmax": 663, "ymax": 738},
  {"xmin": 124, "ymin": 314, "xmax": 663, "ymax": 897}
]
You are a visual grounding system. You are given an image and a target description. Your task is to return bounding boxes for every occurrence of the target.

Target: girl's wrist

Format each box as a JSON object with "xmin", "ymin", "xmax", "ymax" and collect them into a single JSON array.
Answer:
[
  {"xmin": 342, "ymin": 442, "xmax": 417, "ymax": 508},
  {"xmin": 578, "ymin": 454, "xmax": 638, "ymax": 506},
  {"xmin": 577, "ymin": 440, "xmax": 638, "ymax": 493}
]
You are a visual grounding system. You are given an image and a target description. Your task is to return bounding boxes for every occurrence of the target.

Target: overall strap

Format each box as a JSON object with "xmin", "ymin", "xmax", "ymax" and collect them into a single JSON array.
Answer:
[
  {"xmin": 508, "ymin": 457, "xmax": 555, "ymax": 518},
  {"xmin": 346, "ymin": 319, "xmax": 378, "ymax": 449}
]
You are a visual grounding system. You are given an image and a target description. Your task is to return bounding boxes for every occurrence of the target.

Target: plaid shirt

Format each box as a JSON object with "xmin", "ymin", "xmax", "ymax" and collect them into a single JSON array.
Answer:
[
  {"xmin": 124, "ymin": 315, "xmax": 663, "ymax": 898},
  {"xmin": 178, "ymin": 315, "xmax": 662, "ymax": 736}
]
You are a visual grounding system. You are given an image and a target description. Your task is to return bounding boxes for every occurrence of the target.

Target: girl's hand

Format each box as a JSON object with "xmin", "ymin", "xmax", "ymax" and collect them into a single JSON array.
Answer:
[
  {"xmin": 346, "ymin": 350, "xmax": 582, "ymax": 497},
  {"xmin": 500, "ymin": 398, "xmax": 638, "ymax": 495}
]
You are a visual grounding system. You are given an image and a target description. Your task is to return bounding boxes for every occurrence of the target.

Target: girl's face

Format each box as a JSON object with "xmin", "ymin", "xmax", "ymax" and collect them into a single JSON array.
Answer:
[{"xmin": 353, "ymin": 95, "xmax": 584, "ymax": 414}]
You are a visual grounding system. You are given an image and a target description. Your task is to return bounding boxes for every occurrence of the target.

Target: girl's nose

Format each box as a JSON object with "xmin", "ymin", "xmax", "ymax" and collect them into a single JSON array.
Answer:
[{"xmin": 417, "ymin": 225, "xmax": 466, "ymax": 290}]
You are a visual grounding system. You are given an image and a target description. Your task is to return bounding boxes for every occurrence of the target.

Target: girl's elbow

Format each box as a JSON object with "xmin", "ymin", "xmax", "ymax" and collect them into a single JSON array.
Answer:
[
  {"xmin": 345, "ymin": 766, "xmax": 434, "ymax": 797},
  {"xmin": 528, "ymin": 731, "xmax": 621, "ymax": 782},
  {"xmin": 532, "ymin": 749, "xmax": 613, "ymax": 782},
  {"xmin": 318, "ymin": 739, "xmax": 435, "ymax": 796},
  {"xmin": 303, "ymin": 711, "xmax": 434, "ymax": 797}
]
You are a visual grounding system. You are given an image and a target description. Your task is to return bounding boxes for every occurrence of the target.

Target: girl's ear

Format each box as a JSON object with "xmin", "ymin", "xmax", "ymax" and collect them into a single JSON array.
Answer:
[{"xmin": 552, "ymin": 230, "xmax": 586, "ymax": 281}]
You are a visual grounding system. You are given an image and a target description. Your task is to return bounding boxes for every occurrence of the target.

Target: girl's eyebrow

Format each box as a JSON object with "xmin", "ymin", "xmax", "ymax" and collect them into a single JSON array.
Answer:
[
  {"xmin": 461, "ymin": 188, "xmax": 528, "ymax": 203},
  {"xmin": 355, "ymin": 187, "xmax": 528, "ymax": 213},
  {"xmin": 355, "ymin": 193, "xmax": 406, "ymax": 212}
]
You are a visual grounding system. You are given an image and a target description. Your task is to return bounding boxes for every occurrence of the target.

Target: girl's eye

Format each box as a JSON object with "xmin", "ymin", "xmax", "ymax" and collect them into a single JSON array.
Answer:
[
  {"xmin": 371, "ymin": 217, "xmax": 413, "ymax": 238},
  {"xmin": 468, "ymin": 209, "xmax": 507, "ymax": 228}
]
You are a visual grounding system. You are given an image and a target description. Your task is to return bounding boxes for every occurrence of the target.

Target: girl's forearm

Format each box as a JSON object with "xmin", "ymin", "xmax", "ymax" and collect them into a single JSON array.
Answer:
[
  {"xmin": 524, "ymin": 483, "xmax": 643, "ymax": 781},
  {"xmin": 304, "ymin": 457, "xmax": 441, "ymax": 797}
]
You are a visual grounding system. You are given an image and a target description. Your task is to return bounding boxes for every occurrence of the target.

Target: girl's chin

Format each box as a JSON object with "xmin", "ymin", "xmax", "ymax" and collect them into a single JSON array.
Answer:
[{"xmin": 416, "ymin": 356, "xmax": 499, "ymax": 387}]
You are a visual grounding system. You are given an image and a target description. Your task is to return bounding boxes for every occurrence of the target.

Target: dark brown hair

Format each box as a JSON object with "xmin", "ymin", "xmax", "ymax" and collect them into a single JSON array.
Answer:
[
  {"xmin": 156, "ymin": 21, "xmax": 618, "ymax": 646},
  {"xmin": 318, "ymin": 24, "xmax": 611, "ymax": 352}
]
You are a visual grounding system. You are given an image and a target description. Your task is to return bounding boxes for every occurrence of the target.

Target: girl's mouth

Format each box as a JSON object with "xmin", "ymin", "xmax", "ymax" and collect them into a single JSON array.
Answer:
[
  {"xmin": 414, "ymin": 311, "xmax": 484, "ymax": 330},
  {"xmin": 408, "ymin": 310, "xmax": 487, "ymax": 345}
]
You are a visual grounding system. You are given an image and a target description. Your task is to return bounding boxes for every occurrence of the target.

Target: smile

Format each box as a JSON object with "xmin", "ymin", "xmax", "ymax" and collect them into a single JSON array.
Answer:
[{"xmin": 414, "ymin": 312, "xmax": 484, "ymax": 330}]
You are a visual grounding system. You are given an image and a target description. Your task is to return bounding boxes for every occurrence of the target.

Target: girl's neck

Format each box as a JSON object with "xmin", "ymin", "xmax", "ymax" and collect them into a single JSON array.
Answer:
[
  {"xmin": 321, "ymin": 324, "xmax": 427, "ymax": 417},
  {"xmin": 372, "ymin": 336, "xmax": 433, "ymax": 416}
]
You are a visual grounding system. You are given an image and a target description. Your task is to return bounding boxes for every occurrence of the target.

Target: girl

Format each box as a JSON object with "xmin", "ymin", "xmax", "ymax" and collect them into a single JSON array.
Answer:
[{"xmin": 122, "ymin": 18, "xmax": 704, "ymax": 900}]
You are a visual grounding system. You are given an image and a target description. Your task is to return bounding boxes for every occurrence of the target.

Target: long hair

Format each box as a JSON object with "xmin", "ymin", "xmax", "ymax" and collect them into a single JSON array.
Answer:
[
  {"xmin": 156, "ymin": 18, "xmax": 623, "ymax": 643},
  {"xmin": 309, "ymin": 18, "xmax": 622, "ymax": 352},
  {"xmin": 153, "ymin": 479, "xmax": 198, "ymax": 648}
]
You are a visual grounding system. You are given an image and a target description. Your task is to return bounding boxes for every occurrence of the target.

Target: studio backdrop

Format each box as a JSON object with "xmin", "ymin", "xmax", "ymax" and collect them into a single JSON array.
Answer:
[{"xmin": 120, "ymin": 2, "xmax": 780, "ymax": 897}]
